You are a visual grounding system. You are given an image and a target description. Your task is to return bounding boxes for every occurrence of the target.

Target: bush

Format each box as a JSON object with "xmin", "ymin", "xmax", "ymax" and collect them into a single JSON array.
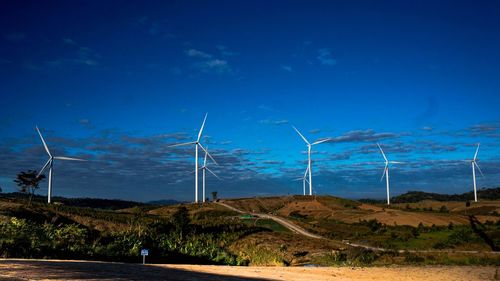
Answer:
[{"xmin": 439, "ymin": 205, "xmax": 449, "ymax": 213}]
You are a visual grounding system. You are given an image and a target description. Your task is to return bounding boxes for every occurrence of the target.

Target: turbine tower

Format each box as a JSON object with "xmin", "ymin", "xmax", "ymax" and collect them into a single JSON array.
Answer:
[
  {"xmin": 301, "ymin": 166, "xmax": 309, "ymax": 195},
  {"xmin": 35, "ymin": 126, "xmax": 86, "ymax": 204},
  {"xmin": 169, "ymin": 113, "xmax": 217, "ymax": 203},
  {"xmin": 200, "ymin": 146, "xmax": 220, "ymax": 203},
  {"xmin": 377, "ymin": 143, "xmax": 402, "ymax": 205},
  {"xmin": 292, "ymin": 126, "xmax": 331, "ymax": 196},
  {"xmin": 466, "ymin": 143, "xmax": 484, "ymax": 202}
]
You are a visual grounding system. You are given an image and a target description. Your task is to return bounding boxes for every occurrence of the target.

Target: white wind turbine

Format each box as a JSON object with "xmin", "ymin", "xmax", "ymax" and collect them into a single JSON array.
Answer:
[
  {"xmin": 465, "ymin": 143, "xmax": 484, "ymax": 202},
  {"xmin": 200, "ymin": 146, "xmax": 220, "ymax": 203},
  {"xmin": 292, "ymin": 166, "xmax": 310, "ymax": 196},
  {"xmin": 377, "ymin": 143, "xmax": 402, "ymax": 205},
  {"xmin": 35, "ymin": 126, "xmax": 86, "ymax": 204},
  {"xmin": 169, "ymin": 113, "xmax": 217, "ymax": 203},
  {"xmin": 292, "ymin": 126, "xmax": 331, "ymax": 196}
]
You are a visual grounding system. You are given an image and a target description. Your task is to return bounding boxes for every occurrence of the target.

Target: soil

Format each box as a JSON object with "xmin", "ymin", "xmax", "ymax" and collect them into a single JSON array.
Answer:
[{"xmin": 0, "ymin": 259, "xmax": 497, "ymax": 281}]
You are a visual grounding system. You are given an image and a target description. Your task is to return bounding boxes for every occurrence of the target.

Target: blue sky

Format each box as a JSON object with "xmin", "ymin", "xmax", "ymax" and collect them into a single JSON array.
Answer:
[{"xmin": 0, "ymin": 1, "xmax": 499, "ymax": 202}]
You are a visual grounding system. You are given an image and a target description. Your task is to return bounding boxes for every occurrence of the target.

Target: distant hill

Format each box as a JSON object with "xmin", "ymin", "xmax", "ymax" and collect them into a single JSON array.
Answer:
[
  {"xmin": 147, "ymin": 199, "xmax": 184, "ymax": 205},
  {"xmin": 360, "ymin": 187, "xmax": 500, "ymax": 204},
  {"xmin": 0, "ymin": 192, "xmax": 147, "ymax": 210}
]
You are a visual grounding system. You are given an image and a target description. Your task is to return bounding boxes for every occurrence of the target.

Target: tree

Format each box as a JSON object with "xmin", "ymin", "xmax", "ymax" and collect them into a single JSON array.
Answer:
[
  {"xmin": 14, "ymin": 170, "xmax": 45, "ymax": 206},
  {"xmin": 0, "ymin": 186, "xmax": 2, "ymax": 193},
  {"xmin": 171, "ymin": 206, "xmax": 190, "ymax": 236},
  {"xmin": 211, "ymin": 191, "xmax": 218, "ymax": 201}
]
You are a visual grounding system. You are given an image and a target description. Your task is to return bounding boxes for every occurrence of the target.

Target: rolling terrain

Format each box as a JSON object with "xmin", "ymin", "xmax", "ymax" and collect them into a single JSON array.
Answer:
[{"xmin": 0, "ymin": 190, "xmax": 499, "ymax": 267}]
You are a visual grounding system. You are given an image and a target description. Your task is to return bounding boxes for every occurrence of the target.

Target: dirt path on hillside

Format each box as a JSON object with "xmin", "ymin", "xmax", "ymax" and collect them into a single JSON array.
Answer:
[
  {"xmin": 0, "ymin": 259, "xmax": 497, "ymax": 281},
  {"xmin": 216, "ymin": 201, "xmax": 500, "ymax": 255},
  {"xmin": 216, "ymin": 201, "xmax": 323, "ymax": 239}
]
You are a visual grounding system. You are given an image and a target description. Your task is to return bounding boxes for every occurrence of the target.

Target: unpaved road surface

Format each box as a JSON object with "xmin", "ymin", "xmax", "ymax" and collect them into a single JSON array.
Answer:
[
  {"xmin": 216, "ymin": 201, "xmax": 322, "ymax": 239},
  {"xmin": 0, "ymin": 259, "xmax": 498, "ymax": 281}
]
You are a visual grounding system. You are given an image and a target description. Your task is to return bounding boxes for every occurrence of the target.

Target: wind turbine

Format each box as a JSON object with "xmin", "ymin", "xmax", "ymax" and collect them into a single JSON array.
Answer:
[
  {"xmin": 292, "ymin": 126, "xmax": 331, "ymax": 196},
  {"xmin": 466, "ymin": 143, "xmax": 484, "ymax": 202},
  {"xmin": 377, "ymin": 143, "xmax": 402, "ymax": 205},
  {"xmin": 169, "ymin": 113, "xmax": 217, "ymax": 203},
  {"xmin": 292, "ymin": 166, "xmax": 309, "ymax": 195},
  {"xmin": 200, "ymin": 146, "xmax": 220, "ymax": 203},
  {"xmin": 35, "ymin": 126, "xmax": 86, "ymax": 204}
]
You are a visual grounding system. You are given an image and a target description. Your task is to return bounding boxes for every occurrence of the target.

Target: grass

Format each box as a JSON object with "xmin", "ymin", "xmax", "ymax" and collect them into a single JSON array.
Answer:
[{"xmin": 254, "ymin": 219, "xmax": 291, "ymax": 233}]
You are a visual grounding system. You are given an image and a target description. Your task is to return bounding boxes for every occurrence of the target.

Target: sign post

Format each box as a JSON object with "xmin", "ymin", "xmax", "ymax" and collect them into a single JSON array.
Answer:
[{"xmin": 141, "ymin": 249, "xmax": 149, "ymax": 264}]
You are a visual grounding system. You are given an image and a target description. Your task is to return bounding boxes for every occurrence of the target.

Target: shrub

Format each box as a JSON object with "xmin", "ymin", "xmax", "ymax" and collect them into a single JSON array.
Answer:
[{"xmin": 439, "ymin": 205, "xmax": 449, "ymax": 213}]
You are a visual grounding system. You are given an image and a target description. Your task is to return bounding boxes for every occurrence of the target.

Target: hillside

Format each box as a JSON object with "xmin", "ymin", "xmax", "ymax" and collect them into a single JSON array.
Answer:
[
  {"xmin": 360, "ymin": 187, "xmax": 500, "ymax": 204},
  {"xmin": 0, "ymin": 195, "xmax": 499, "ymax": 266},
  {"xmin": 0, "ymin": 192, "xmax": 148, "ymax": 210}
]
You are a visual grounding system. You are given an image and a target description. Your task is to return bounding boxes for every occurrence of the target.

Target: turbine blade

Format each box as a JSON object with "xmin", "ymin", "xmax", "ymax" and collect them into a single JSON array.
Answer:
[
  {"xmin": 203, "ymin": 146, "xmax": 208, "ymax": 166},
  {"xmin": 36, "ymin": 126, "xmax": 51, "ymax": 157},
  {"xmin": 197, "ymin": 113, "xmax": 208, "ymax": 142},
  {"xmin": 474, "ymin": 162, "xmax": 485, "ymax": 178},
  {"xmin": 206, "ymin": 167, "xmax": 221, "ymax": 180},
  {"xmin": 168, "ymin": 141, "xmax": 196, "ymax": 147},
  {"xmin": 474, "ymin": 143, "xmax": 480, "ymax": 160},
  {"xmin": 380, "ymin": 165, "xmax": 387, "ymax": 182},
  {"xmin": 198, "ymin": 143, "xmax": 218, "ymax": 165},
  {"xmin": 303, "ymin": 167, "xmax": 309, "ymax": 178},
  {"xmin": 292, "ymin": 178, "xmax": 302, "ymax": 181},
  {"xmin": 53, "ymin": 156, "xmax": 86, "ymax": 161},
  {"xmin": 292, "ymin": 126, "xmax": 310, "ymax": 145},
  {"xmin": 37, "ymin": 159, "xmax": 52, "ymax": 177},
  {"xmin": 389, "ymin": 161, "xmax": 404, "ymax": 164},
  {"xmin": 377, "ymin": 143, "xmax": 388, "ymax": 162},
  {"xmin": 312, "ymin": 138, "xmax": 331, "ymax": 145}
]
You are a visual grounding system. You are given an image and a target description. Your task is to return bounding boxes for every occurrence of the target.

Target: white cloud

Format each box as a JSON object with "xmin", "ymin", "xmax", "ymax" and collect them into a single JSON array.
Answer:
[
  {"xmin": 186, "ymin": 48, "xmax": 232, "ymax": 74},
  {"xmin": 317, "ymin": 48, "xmax": 336, "ymax": 66},
  {"xmin": 281, "ymin": 65, "xmax": 292, "ymax": 72},
  {"xmin": 185, "ymin": 49, "xmax": 212, "ymax": 59},
  {"xmin": 260, "ymin": 119, "xmax": 289, "ymax": 126}
]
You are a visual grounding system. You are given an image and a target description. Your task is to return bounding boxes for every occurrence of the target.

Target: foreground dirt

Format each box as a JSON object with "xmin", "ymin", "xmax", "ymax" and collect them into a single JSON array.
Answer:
[{"xmin": 0, "ymin": 259, "xmax": 498, "ymax": 281}]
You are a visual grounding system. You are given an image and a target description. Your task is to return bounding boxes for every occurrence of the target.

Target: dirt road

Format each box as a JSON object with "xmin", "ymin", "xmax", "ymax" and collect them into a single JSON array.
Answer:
[
  {"xmin": 0, "ymin": 259, "xmax": 497, "ymax": 281},
  {"xmin": 216, "ymin": 201, "xmax": 322, "ymax": 239},
  {"xmin": 217, "ymin": 201, "xmax": 500, "ymax": 255}
]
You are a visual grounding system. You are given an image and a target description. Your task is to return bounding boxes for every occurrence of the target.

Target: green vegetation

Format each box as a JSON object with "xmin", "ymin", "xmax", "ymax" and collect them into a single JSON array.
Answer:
[
  {"xmin": 241, "ymin": 218, "xmax": 291, "ymax": 233},
  {"xmin": 392, "ymin": 188, "xmax": 500, "ymax": 203},
  {"xmin": 0, "ymin": 193, "xmax": 498, "ymax": 266},
  {"xmin": 359, "ymin": 187, "xmax": 500, "ymax": 204},
  {"xmin": 0, "ymin": 202, "xmax": 258, "ymax": 265}
]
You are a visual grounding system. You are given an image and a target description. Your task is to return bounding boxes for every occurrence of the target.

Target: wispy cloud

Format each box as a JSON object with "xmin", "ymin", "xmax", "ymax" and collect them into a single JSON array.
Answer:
[
  {"xmin": 317, "ymin": 48, "xmax": 336, "ymax": 66},
  {"xmin": 185, "ymin": 49, "xmax": 212, "ymax": 59},
  {"xmin": 62, "ymin": 38, "xmax": 76, "ymax": 45},
  {"xmin": 46, "ymin": 46, "xmax": 99, "ymax": 67},
  {"xmin": 185, "ymin": 48, "xmax": 233, "ymax": 74},
  {"xmin": 137, "ymin": 16, "xmax": 175, "ymax": 39},
  {"xmin": 259, "ymin": 119, "xmax": 289, "ymax": 126},
  {"xmin": 216, "ymin": 45, "xmax": 238, "ymax": 56},
  {"xmin": 281, "ymin": 65, "xmax": 292, "ymax": 72},
  {"xmin": 79, "ymin": 119, "xmax": 95, "ymax": 129},
  {"xmin": 328, "ymin": 129, "xmax": 398, "ymax": 143}
]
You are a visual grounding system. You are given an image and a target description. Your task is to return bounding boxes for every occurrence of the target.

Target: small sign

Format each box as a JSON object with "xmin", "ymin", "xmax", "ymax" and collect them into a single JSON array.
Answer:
[{"xmin": 141, "ymin": 249, "xmax": 149, "ymax": 256}]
